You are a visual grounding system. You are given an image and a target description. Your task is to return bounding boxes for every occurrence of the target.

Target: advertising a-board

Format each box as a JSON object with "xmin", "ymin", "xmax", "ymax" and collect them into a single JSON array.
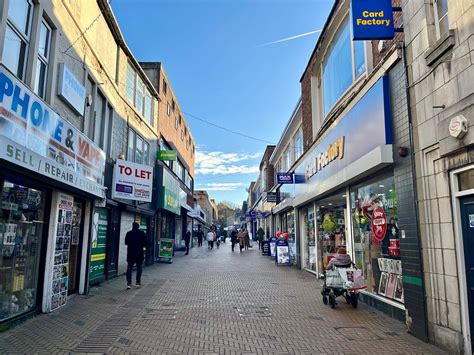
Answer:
[{"xmin": 89, "ymin": 208, "xmax": 108, "ymax": 283}]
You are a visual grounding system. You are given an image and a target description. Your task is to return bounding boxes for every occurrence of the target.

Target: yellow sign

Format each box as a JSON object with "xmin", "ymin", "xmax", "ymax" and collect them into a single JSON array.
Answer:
[
  {"xmin": 306, "ymin": 136, "xmax": 345, "ymax": 180},
  {"xmin": 91, "ymin": 253, "xmax": 106, "ymax": 262}
]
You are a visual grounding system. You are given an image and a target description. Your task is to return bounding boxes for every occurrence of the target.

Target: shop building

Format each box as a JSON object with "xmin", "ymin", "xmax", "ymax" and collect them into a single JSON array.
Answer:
[
  {"xmin": 269, "ymin": 100, "xmax": 304, "ymax": 265},
  {"xmin": 268, "ymin": 0, "xmax": 429, "ymax": 340},
  {"xmin": 403, "ymin": 0, "xmax": 474, "ymax": 352},
  {"xmin": 139, "ymin": 62, "xmax": 195, "ymax": 254},
  {"xmin": 249, "ymin": 145, "xmax": 276, "ymax": 240},
  {"xmin": 194, "ymin": 190, "xmax": 216, "ymax": 230},
  {"xmin": 0, "ymin": 0, "xmax": 119, "ymax": 322}
]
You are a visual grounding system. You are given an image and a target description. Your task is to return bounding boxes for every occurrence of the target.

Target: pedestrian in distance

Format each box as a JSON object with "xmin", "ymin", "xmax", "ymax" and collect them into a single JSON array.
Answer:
[
  {"xmin": 185, "ymin": 230, "xmax": 191, "ymax": 255},
  {"xmin": 207, "ymin": 229, "xmax": 215, "ymax": 250},
  {"xmin": 197, "ymin": 228, "xmax": 204, "ymax": 247},
  {"xmin": 257, "ymin": 227, "xmax": 265, "ymax": 250},
  {"xmin": 125, "ymin": 222, "xmax": 146, "ymax": 290},
  {"xmin": 238, "ymin": 228, "xmax": 246, "ymax": 253},
  {"xmin": 230, "ymin": 228, "xmax": 238, "ymax": 252},
  {"xmin": 244, "ymin": 228, "xmax": 250, "ymax": 251}
]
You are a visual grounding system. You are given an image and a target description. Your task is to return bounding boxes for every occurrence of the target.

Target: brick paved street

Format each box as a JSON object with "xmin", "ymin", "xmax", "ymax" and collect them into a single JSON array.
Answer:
[{"xmin": 0, "ymin": 243, "xmax": 445, "ymax": 354}]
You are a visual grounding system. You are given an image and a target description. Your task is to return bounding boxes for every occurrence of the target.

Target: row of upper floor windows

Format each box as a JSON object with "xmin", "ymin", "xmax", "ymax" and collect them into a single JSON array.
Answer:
[
  {"xmin": 167, "ymin": 101, "xmax": 195, "ymax": 157},
  {"xmin": 314, "ymin": 1, "xmax": 450, "ymax": 132},
  {"xmin": 273, "ymin": 127, "xmax": 303, "ymax": 179},
  {"xmin": 160, "ymin": 138, "xmax": 194, "ymax": 191}
]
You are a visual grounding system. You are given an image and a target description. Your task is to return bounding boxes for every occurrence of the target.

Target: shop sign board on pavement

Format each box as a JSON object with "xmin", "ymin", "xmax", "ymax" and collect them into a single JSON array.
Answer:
[
  {"xmin": 269, "ymin": 237, "xmax": 277, "ymax": 257},
  {"xmin": 261, "ymin": 241, "xmax": 269, "ymax": 256},
  {"xmin": 157, "ymin": 150, "xmax": 177, "ymax": 161},
  {"xmin": 89, "ymin": 207, "xmax": 108, "ymax": 283},
  {"xmin": 351, "ymin": 0, "xmax": 395, "ymax": 40},
  {"xmin": 275, "ymin": 239, "xmax": 290, "ymax": 266},
  {"xmin": 277, "ymin": 173, "xmax": 294, "ymax": 184},
  {"xmin": 112, "ymin": 159, "xmax": 153, "ymax": 202},
  {"xmin": 158, "ymin": 238, "xmax": 174, "ymax": 263},
  {"xmin": 0, "ymin": 65, "xmax": 106, "ymax": 197}
]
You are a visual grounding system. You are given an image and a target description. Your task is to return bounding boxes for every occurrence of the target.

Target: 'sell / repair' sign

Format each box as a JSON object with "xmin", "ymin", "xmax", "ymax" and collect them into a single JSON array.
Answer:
[{"xmin": 351, "ymin": 0, "xmax": 395, "ymax": 40}]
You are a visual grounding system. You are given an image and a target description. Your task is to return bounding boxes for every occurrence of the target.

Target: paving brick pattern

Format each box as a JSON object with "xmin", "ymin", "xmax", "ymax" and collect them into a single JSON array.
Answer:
[{"xmin": 0, "ymin": 243, "xmax": 445, "ymax": 354}]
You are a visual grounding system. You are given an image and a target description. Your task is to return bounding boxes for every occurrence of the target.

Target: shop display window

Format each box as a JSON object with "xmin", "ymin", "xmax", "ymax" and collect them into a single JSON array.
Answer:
[
  {"xmin": 317, "ymin": 194, "xmax": 347, "ymax": 271},
  {"xmin": 0, "ymin": 180, "xmax": 46, "ymax": 320},
  {"xmin": 280, "ymin": 210, "xmax": 296, "ymax": 265},
  {"xmin": 303, "ymin": 207, "xmax": 316, "ymax": 271},
  {"xmin": 350, "ymin": 175, "xmax": 403, "ymax": 303}
]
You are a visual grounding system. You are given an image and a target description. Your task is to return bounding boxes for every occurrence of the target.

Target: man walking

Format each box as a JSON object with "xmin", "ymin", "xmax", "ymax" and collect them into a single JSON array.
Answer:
[
  {"xmin": 257, "ymin": 227, "xmax": 265, "ymax": 250},
  {"xmin": 125, "ymin": 222, "xmax": 146, "ymax": 289},
  {"xmin": 197, "ymin": 227, "xmax": 204, "ymax": 247},
  {"xmin": 230, "ymin": 228, "xmax": 238, "ymax": 252},
  {"xmin": 185, "ymin": 229, "xmax": 191, "ymax": 255}
]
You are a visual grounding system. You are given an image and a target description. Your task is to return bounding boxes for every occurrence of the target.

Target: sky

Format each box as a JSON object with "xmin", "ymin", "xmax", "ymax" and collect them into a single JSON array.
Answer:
[{"xmin": 111, "ymin": 0, "xmax": 333, "ymax": 205}]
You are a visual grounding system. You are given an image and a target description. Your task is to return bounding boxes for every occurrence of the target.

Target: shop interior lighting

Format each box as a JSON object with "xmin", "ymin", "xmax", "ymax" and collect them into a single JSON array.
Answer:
[
  {"xmin": 342, "ymin": 194, "xmax": 346, "ymax": 197},
  {"xmin": 379, "ymin": 185, "xmax": 385, "ymax": 187},
  {"xmin": 328, "ymin": 203, "xmax": 333, "ymax": 206}
]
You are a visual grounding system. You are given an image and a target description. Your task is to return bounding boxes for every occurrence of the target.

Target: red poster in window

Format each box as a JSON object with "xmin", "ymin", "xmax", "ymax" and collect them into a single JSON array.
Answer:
[{"xmin": 371, "ymin": 206, "xmax": 387, "ymax": 242}]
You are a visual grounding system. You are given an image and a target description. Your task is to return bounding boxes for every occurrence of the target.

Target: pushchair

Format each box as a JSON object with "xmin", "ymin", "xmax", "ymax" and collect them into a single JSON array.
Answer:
[{"xmin": 319, "ymin": 265, "xmax": 366, "ymax": 309}]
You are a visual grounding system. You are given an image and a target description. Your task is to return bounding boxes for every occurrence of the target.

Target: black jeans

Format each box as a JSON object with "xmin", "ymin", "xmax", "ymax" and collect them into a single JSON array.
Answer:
[
  {"xmin": 231, "ymin": 241, "xmax": 236, "ymax": 251},
  {"xmin": 185, "ymin": 244, "xmax": 190, "ymax": 254},
  {"xmin": 208, "ymin": 241, "xmax": 214, "ymax": 249},
  {"xmin": 198, "ymin": 238, "xmax": 202, "ymax": 247},
  {"xmin": 126, "ymin": 261, "xmax": 142, "ymax": 285}
]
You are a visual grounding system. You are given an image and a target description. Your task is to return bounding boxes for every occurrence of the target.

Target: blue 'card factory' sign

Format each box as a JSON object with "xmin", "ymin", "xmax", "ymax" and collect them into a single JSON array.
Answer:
[{"xmin": 351, "ymin": 0, "xmax": 395, "ymax": 40}]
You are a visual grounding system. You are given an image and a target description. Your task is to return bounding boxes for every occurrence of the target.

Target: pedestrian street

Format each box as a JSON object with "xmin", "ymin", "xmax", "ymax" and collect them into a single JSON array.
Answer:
[{"xmin": 0, "ymin": 243, "xmax": 444, "ymax": 354}]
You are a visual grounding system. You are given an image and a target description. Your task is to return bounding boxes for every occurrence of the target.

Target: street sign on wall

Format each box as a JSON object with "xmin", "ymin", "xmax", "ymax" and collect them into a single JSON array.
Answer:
[{"xmin": 351, "ymin": 0, "xmax": 395, "ymax": 40}]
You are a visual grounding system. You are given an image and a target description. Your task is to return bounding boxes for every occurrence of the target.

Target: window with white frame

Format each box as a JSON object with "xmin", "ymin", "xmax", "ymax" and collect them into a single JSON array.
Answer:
[
  {"xmin": 127, "ymin": 129, "xmax": 150, "ymax": 165},
  {"xmin": 34, "ymin": 20, "xmax": 51, "ymax": 99},
  {"xmin": 181, "ymin": 128, "xmax": 185, "ymax": 141},
  {"xmin": 323, "ymin": 16, "xmax": 366, "ymax": 115},
  {"xmin": 126, "ymin": 61, "xmax": 135, "ymax": 103},
  {"xmin": 167, "ymin": 102, "xmax": 171, "ymax": 116},
  {"xmin": 3, "ymin": 0, "xmax": 32, "ymax": 80},
  {"xmin": 284, "ymin": 146, "xmax": 291, "ymax": 170},
  {"xmin": 143, "ymin": 95, "xmax": 152, "ymax": 126},
  {"xmin": 294, "ymin": 128, "xmax": 303, "ymax": 161},
  {"xmin": 433, "ymin": 0, "xmax": 449, "ymax": 39},
  {"xmin": 135, "ymin": 77, "xmax": 144, "ymax": 113}
]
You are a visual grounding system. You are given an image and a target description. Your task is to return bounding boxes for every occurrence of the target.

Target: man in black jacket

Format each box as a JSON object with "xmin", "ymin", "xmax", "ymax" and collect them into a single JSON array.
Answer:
[{"xmin": 125, "ymin": 222, "xmax": 146, "ymax": 289}]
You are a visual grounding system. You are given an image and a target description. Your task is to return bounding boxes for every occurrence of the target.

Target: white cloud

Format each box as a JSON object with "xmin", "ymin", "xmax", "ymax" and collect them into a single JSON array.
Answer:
[
  {"xmin": 196, "ymin": 182, "xmax": 246, "ymax": 191},
  {"xmin": 195, "ymin": 150, "xmax": 261, "ymax": 175}
]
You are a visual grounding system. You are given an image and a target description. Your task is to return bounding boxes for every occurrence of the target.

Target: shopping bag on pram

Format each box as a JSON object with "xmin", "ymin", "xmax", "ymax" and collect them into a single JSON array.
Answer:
[
  {"xmin": 326, "ymin": 270, "xmax": 344, "ymax": 288},
  {"xmin": 352, "ymin": 269, "xmax": 367, "ymax": 290}
]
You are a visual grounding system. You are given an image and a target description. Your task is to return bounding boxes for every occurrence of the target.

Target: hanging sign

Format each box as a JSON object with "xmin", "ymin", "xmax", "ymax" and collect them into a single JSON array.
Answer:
[
  {"xmin": 57, "ymin": 64, "xmax": 86, "ymax": 116},
  {"xmin": 266, "ymin": 192, "xmax": 277, "ymax": 203},
  {"xmin": 351, "ymin": 0, "xmax": 395, "ymax": 40},
  {"xmin": 277, "ymin": 173, "xmax": 294, "ymax": 184},
  {"xmin": 112, "ymin": 159, "xmax": 153, "ymax": 202},
  {"xmin": 371, "ymin": 206, "xmax": 387, "ymax": 242},
  {"xmin": 157, "ymin": 150, "xmax": 177, "ymax": 161}
]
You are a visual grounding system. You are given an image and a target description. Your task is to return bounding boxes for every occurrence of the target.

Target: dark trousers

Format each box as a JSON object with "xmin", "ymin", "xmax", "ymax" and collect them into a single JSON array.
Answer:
[
  {"xmin": 198, "ymin": 238, "xmax": 202, "ymax": 247},
  {"xmin": 231, "ymin": 241, "xmax": 236, "ymax": 251},
  {"xmin": 208, "ymin": 241, "xmax": 214, "ymax": 249},
  {"xmin": 126, "ymin": 261, "xmax": 142, "ymax": 285},
  {"xmin": 185, "ymin": 244, "xmax": 190, "ymax": 254}
]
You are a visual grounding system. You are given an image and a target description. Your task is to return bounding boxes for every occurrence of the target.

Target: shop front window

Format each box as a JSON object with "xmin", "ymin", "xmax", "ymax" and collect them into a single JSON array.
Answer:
[
  {"xmin": 351, "ymin": 175, "xmax": 403, "ymax": 303},
  {"xmin": 0, "ymin": 180, "xmax": 46, "ymax": 320},
  {"xmin": 303, "ymin": 207, "xmax": 316, "ymax": 271},
  {"xmin": 316, "ymin": 192, "xmax": 347, "ymax": 271}
]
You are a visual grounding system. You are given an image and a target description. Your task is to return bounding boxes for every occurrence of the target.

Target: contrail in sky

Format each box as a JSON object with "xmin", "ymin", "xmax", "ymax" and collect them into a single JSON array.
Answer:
[{"xmin": 256, "ymin": 29, "xmax": 322, "ymax": 47}]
